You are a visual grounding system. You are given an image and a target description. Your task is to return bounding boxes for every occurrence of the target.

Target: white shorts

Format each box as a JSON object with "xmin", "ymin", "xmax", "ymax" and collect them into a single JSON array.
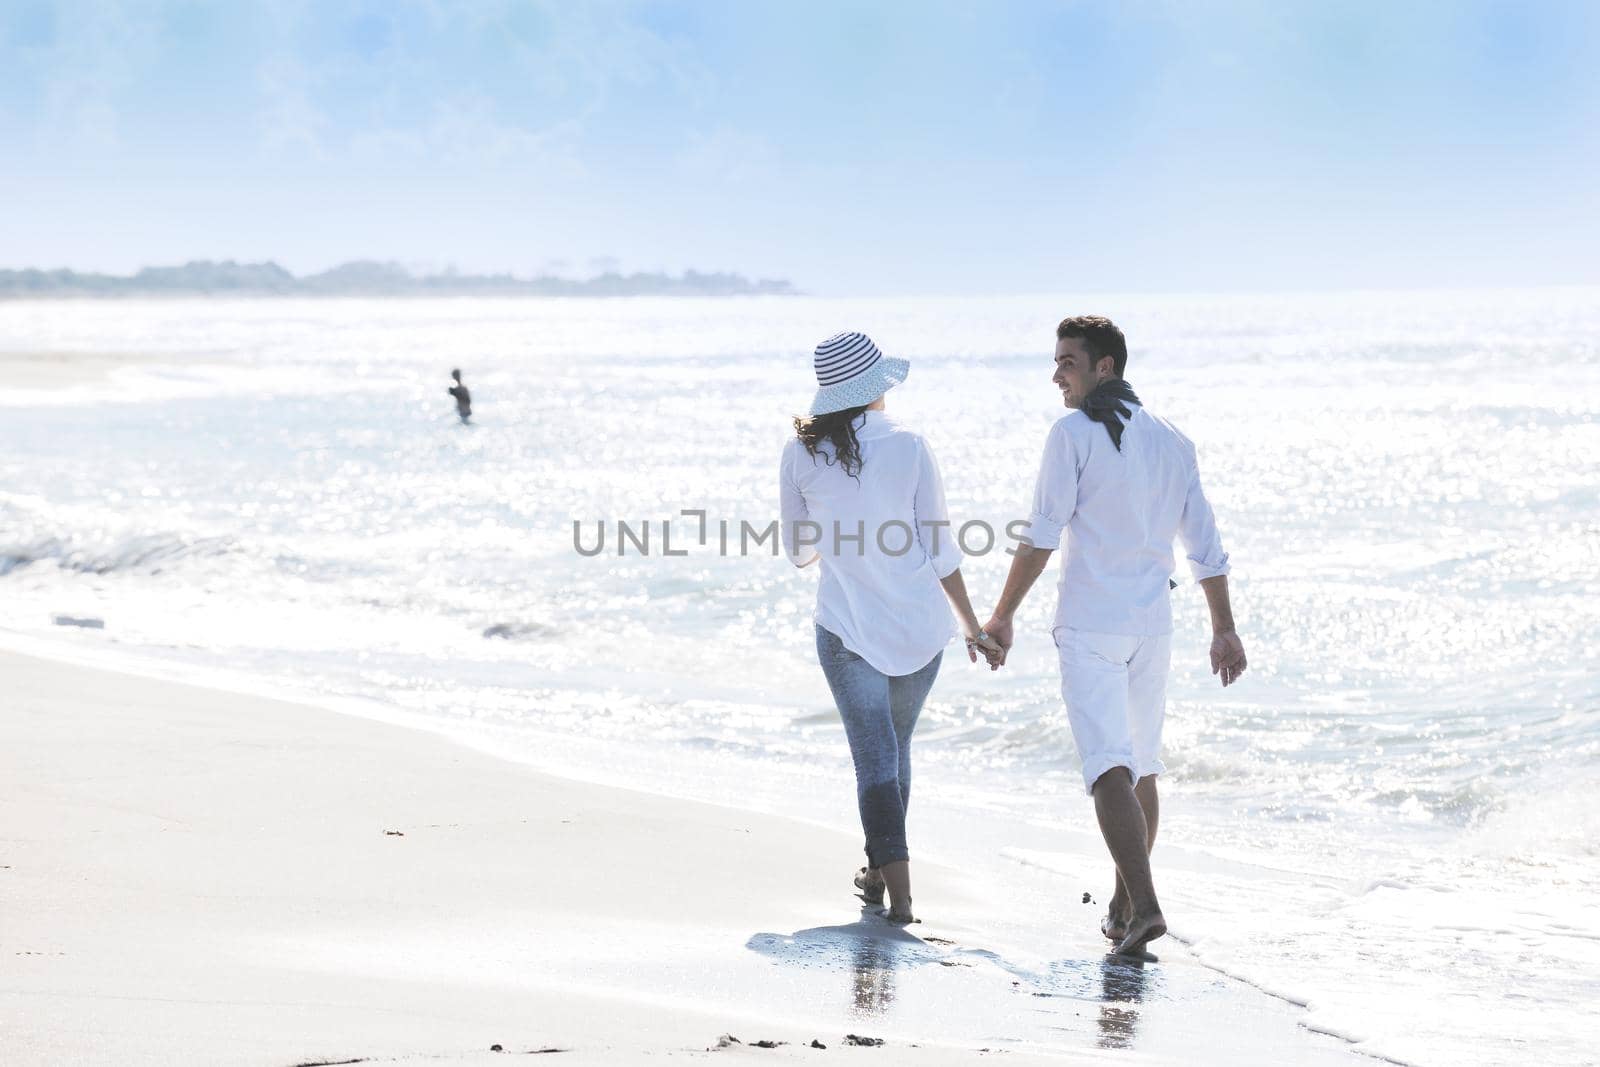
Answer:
[{"xmin": 1052, "ymin": 626, "xmax": 1171, "ymax": 795}]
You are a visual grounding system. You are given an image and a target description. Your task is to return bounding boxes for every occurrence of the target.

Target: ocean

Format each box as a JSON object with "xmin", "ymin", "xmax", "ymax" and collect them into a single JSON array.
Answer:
[{"xmin": 2, "ymin": 291, "xmax": 1597, "ymax": 1064}]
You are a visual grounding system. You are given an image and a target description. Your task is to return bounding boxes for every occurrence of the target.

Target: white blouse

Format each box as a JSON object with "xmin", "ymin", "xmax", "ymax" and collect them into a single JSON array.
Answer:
[{"xmin": 779, "ymin": 410, "xmax": 960, "ymax": 676}]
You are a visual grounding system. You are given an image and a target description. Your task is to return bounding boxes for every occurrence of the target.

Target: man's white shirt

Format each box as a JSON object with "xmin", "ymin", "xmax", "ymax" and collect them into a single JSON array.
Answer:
[{"xmin": 1024, "ymin": 402, "xmax": 1230, "ymax": 636}]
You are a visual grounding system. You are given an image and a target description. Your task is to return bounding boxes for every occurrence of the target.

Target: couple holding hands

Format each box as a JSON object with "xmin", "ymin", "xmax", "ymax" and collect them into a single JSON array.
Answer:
[{"xmin": 778, "ymin": 316, "xmax": 1246, "ymax": 959}]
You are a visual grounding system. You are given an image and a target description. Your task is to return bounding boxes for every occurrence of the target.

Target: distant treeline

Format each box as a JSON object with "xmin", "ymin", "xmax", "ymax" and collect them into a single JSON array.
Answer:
[{"xmin": 0, "ymin": 260, "xmax": 797, "ymax": 298}]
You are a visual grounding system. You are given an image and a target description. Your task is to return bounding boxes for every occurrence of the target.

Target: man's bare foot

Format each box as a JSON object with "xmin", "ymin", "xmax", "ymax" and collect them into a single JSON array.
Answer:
[
  {"xmin": 1101, "ymin": 908, "xmax": 1129, "ymax": 943},
  {"xmin": 1116, "ymin": 912, "xmax": 1167, "ymax": 958},
  {"xmin": 885, "ymin": 905, "xmax": 917, "ymax": 925}
]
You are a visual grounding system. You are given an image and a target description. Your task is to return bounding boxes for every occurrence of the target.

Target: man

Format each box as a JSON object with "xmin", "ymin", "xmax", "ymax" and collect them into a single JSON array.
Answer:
[
  {"xmin": 981, "ymin": 315, "xmax": 1245, "ymax": 959},
  {"xmin": 448, "ymin": 368, "xmax": 472, "ymax": 424}
]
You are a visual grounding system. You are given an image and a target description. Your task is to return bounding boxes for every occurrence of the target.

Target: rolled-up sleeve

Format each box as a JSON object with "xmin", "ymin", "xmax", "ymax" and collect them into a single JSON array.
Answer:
[
  {"xmin": 779, "ymin": 445, "xmax": 819, "ymax": 568},
  {"xmin": 912, "ymin": 437, "xmax": 963, "ymax": 579},
  {"xmin": 1178, "ymin": 461, "xmax": 1231, "ymax": 580},
  {"xmin": 1022, "ymin": 420, "xmax": 1077, "ymax": 549}
]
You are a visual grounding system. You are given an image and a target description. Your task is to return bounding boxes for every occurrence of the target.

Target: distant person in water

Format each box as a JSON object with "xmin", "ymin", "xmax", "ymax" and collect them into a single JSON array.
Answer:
[
  {"xmin": 981, "ymin": 315, "xmax": 1245, "ymax": 960},
  {"xmin": 448, "ymin": 369, "xmax": 472, "ymax": 424},
  {"xmin": 779, "ymin": 331, "xmax": 1002, "ymax": 925}
]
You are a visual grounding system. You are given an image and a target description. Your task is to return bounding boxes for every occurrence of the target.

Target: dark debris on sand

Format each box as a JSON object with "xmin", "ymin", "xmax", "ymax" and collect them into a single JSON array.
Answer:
[
  {"xmin": 844, "ymin": 1034, "xmax": 885, "ymax": 1046},
  {"xmin": 711, "ymin": 1034, "xmax": 798, "ymax": 1051}
]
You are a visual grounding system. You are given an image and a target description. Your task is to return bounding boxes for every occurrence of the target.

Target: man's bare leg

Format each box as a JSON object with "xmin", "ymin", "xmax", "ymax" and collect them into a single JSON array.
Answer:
[
  {"xmin": 1092, "ymin": 769, "xmax": 1166, "ymax": 956},
  {"xmin": 1104, "ymin": 775, "xmax": 1160, "ymax": 941}
]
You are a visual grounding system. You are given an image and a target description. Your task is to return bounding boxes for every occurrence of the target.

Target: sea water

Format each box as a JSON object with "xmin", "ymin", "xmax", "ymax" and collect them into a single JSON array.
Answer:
[{"xmin": 2, "ymin": 292, "xmax": 1597, "ymax": 1064}]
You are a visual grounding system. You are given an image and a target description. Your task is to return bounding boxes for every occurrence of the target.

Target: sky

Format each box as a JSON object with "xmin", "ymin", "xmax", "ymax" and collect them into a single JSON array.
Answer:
[{"xmin": 1, "ymin": 0, "xmax": 1597, "ymax": 295}]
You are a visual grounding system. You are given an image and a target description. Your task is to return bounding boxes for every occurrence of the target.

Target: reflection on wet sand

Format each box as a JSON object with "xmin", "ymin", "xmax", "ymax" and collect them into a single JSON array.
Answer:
[
  {"xmin": 746, "ymin": 912, "xmax": 1157, "ymax": 1051},
  {"xmin": 1097, "ymin": 954, "xmax": 1150, "ymax": 1050},
  {"xmin": 849, "ymin": 937, "xmax": 897, "ymax": 1014},
  {"xmin": 746, "ymin": 910, "xmax": 941, "ymax": 1018}
]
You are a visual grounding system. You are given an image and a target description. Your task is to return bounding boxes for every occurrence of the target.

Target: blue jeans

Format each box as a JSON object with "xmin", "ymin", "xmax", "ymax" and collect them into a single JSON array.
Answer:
[{"xmin": 815, "ymin": 624, "xmax": 943, "ymax": 869}]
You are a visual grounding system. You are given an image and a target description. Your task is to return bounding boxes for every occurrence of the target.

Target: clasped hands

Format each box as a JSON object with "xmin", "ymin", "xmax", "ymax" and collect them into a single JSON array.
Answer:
[{"xmin": 964, "ymin": 615, "xmax": 1011, "ymax": 671}]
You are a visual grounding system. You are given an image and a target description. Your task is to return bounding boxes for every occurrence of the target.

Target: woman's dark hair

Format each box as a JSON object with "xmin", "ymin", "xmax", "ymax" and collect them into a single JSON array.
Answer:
[{"xmin": 793, "ymin": 404, "xmax": 870, "ymax": 479}]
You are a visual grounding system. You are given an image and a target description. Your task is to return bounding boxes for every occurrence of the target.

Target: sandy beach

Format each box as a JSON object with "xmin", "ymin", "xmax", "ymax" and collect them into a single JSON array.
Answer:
[
  {"xmin": 0, "ymin": 350, "xmax": 189, "ymax": 390},
  {"xmin": 0, "ymin": 347, "xmax": 233, "ymax": 410},
  {"xmin": 0, "ymin": 646, "xmax": 1377, "ymax": 1066}
]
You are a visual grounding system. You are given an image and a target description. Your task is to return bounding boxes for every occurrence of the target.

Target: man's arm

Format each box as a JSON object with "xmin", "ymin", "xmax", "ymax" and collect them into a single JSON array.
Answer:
[
  {"xmin": 981, "ymin": 420, "xmax": 1078, "ymax": 667},
  {"xmin": 980, "ymin": 544, "xmax": 1054, "ymax": 668},
  {"xmin": 1178, "ymin": 451, "xmax": 1243, "ymax": 687},
  {"xmin": 1199, "ymin": 574, "xmax": 1246, "ymax": 686}
]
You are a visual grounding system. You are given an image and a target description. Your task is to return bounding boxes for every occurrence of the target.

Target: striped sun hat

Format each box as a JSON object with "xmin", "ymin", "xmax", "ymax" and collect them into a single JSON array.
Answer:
[{"xmin": 807, "ymin": 331, "xmax": 911, "ymax": 416}]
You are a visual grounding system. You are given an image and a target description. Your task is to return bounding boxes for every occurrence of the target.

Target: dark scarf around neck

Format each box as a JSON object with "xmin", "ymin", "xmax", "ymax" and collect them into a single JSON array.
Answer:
[{"xmin": 1082, "ymin": 378, "xmax": 1141, "ymax": 451}]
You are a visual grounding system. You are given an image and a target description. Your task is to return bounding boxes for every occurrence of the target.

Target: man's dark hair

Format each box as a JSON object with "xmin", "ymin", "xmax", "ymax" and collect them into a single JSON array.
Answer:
[
  {"xmin": 451, "ymin": 368, "xmax": 462, "ymax": 381},
  {"xmin": 1056, "ymin": 315, "xmax": 1128, "ymax": 378}
]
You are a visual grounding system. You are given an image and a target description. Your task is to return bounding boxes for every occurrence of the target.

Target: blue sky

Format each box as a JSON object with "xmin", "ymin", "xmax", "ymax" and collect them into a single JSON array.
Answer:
[{"xmin": 2, "ymin": 0, "xmax": 1596, "ymax": 294}]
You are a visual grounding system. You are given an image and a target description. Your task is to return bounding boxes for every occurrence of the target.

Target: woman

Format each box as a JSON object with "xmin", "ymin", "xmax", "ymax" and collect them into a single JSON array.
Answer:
[{"xmin": 779, "ymin": 331, "xmax": 1001, "ymax": 924}]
